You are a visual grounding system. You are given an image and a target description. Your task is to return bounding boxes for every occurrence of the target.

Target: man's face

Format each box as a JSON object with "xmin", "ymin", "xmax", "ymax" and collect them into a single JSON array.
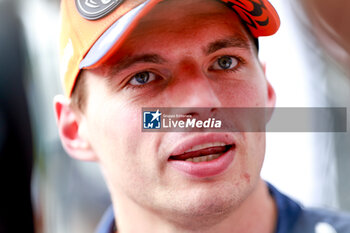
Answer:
[{"xmin": 78, "ymin": 0, "xmax": 275, "ymax": 226}]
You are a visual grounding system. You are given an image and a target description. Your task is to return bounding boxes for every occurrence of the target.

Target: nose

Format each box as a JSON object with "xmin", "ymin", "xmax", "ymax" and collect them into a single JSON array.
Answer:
[
  {"xmin": 166, "ymin": 60, "xmax": 222, "ymax": 109},
  {"xmin": 163, "ymin": 59, "xmax": 222, "ymax": 120}
]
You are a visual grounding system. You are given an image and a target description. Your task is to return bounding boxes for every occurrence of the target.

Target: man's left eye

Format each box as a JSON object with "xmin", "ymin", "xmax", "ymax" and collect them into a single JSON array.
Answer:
[{"xmin": 211, "ymin": 56, "xmax": 239, "ymax": 70}]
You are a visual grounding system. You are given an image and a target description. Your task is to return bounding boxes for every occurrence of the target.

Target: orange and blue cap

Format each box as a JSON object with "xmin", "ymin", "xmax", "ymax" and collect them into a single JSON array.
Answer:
[{"xmin": 60, "ymin": 0, "xmax": 280, "ymax": 97}]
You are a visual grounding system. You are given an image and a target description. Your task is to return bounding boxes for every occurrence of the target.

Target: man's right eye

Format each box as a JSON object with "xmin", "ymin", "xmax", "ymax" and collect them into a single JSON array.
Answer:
[{"xmin": 128, "ymin": 71, "xmax": 157, "ymax": 86}]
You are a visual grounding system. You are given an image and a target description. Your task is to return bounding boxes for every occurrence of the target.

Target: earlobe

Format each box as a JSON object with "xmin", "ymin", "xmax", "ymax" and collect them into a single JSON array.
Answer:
[{"xmin": 53, "ymin": 95, "xmax": 98, "ymax": 161}]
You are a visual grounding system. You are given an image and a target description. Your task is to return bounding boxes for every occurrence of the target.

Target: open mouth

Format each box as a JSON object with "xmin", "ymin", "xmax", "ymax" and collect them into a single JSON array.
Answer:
[{"xmin": 169, "ymin": 143, "xmax": 235, "ymax": 163}]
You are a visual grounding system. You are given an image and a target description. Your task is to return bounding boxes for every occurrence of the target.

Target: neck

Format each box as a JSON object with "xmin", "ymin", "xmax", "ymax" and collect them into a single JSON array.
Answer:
[{"xmin": 112, "ymin": 179, "xmax": 277, "ymax": 233}]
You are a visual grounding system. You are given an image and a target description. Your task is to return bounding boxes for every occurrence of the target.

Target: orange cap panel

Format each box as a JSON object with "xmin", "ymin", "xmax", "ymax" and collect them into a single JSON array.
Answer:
[{"xmin": 60, "ymin": 0, "xmax": 146, "ymax": 96}]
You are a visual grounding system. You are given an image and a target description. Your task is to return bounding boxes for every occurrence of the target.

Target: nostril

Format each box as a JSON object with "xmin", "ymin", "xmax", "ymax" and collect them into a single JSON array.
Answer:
[
  {"xmin": 210, "ymin": 108, "xmax": 218, "ymax": 116},
  {"xmin": 182, "ymin": 108, "xmax": 218, "ymax": 121},
  {"xmin": 186, "ymin": 112, "xmax": 197, "ymax": 117}
]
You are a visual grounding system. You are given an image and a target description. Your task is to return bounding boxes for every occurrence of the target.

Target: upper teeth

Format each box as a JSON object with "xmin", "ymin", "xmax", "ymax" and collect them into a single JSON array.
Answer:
[
  {"xmin": 184, "ymin": 142, "xmax": 226, "ymax": 153},
  {"xmin": 186, "ymin": 154, "xmax": 221, "ymax": 162}
]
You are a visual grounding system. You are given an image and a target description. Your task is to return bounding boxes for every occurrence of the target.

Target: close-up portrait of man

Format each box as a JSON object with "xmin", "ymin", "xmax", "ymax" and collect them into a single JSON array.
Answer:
[
  {"xmin": 0, "ymin": 0, "xmax": 342, "ymax": 233},
  {"xmin": 48, "ymin": 0, "xmax": 350, "ymax": 233}
]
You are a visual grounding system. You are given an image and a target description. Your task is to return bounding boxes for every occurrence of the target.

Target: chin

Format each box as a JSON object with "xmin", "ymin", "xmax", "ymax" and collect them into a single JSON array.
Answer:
[{"xmin": 161, "ymin": 181, "xmax": 253, "ymax": 230}]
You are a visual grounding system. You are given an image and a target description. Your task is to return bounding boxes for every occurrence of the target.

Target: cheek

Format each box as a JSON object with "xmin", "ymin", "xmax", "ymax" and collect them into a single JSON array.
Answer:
[
  {"xmin": 237, "ymin": 132, "xmax": 266, "ymax": 184},
  {"xmin": 86, "ymin": 100, "xmax": 162, "ymax": 189},
  {"xmin": 217, "ymin": 81, "xmax": 268, "ymax": 107},
  {"xmin": 87, "ymin": 100, "xmax": 142, "ymax": 167},
  {"xmin": 248, "ymin": 133, "xmax": 266, "ymax": 165},
  {"xmin": 212, "ymin": 66, "xmax": 268, "ymax": 107}
]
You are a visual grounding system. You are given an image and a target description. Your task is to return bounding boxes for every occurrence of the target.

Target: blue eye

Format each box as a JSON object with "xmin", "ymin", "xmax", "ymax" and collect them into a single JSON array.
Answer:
[
  {"xmin": 211, "ymin": 56, "xmax": 239, "ymax": 70},
  {"xmin": 129, "ymin": 71, "xmax": 156, "ymax": 86}
]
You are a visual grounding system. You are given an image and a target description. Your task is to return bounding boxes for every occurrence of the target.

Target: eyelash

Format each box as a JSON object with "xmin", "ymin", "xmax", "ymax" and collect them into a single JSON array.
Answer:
[
  {"xmin": 125, "ymin": 71, "xmax": 161, "ymax": 90},
  {"xmin": 210, "ymin": 55, "xmax": 245, "ymax": 73}
]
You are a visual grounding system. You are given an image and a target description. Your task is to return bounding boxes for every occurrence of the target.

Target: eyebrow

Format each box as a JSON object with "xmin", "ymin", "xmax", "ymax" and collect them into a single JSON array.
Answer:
[
  {"xmin": 108, "ymin": 54, "xmax": 167, "ymax": 76},
  {"xmin": 204, "ymin": 37, "xmax": 251, "ymax": 55},
  {"xmin": 107, "ymin": 36, "xmax": 251, "ymax": 76}
]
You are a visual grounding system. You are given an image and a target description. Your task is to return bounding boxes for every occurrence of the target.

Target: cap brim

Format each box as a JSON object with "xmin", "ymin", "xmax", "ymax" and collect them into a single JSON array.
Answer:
[
  {"xmin": 80, "ymin": 0, "xmax": 162, "ymax": 69},
  {"xmin": 80, "ymin": 0, "xmax": 280, "ymax": 70}
]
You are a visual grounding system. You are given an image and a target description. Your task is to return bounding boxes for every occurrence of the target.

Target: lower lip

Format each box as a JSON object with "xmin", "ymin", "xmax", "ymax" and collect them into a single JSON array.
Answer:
[{"xmin": 168, "ymin": 149, "xmax": 235, "ymax": 178}]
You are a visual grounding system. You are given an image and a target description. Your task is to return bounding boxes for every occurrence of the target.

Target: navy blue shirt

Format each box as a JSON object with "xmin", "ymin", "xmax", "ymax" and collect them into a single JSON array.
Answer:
[
  {"xmin": 95, "ymin": 183, "xmax": 350, "ymax": 233},
  {"xmin": 268, "ymin": 183, "xmax": 301, "ymax": 233}
]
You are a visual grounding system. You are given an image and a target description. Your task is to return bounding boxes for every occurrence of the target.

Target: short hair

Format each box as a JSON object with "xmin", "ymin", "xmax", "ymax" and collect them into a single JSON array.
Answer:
[{"xmin": 70, "ymin": 72, "xmax": 87, "ymax": 112}]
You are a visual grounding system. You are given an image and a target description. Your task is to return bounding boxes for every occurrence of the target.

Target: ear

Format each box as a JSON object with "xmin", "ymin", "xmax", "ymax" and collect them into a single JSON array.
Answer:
[
  {"xmin": 260, "ymin": 61, "xmax": 276, "ymax": 108},
  {"xmin": 266, "ymin": 80, "xmax": 276, "ymax": 108},
  {"xmin": 260, "ymin": 62, "xmax": 276, "ymax": 124},
  {"xmin": 53, "ymin": 95, "xmax": 98, "ymax": 161}
]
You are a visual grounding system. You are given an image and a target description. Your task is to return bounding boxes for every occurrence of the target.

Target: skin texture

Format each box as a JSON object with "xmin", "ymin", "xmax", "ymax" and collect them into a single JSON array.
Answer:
[{"xmin": 54, "ymin": 0, "xmax": 277, "ymax": 232}]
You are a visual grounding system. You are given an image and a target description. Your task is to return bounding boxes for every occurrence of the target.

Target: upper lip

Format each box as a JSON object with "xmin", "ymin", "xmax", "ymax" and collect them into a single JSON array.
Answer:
[{"xmin": 168, "ymin": 133, "xmax": 236, "ymax": 159}]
